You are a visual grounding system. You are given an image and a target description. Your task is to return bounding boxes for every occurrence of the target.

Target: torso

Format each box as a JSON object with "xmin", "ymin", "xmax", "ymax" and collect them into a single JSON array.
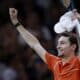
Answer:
[{"xmin": 53, "ymin": 56, "xmax": 80, "ymax": 80}]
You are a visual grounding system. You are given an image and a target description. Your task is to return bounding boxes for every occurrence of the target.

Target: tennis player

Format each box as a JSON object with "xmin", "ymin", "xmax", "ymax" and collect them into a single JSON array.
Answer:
[{"xmin": 9, "ymin": 8, "xmax": 80, "ymax": 80}]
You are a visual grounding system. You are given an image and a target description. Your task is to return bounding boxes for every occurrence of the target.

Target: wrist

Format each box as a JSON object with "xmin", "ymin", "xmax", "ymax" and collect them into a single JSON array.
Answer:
[
  {"xmin": 12, "ymin": 19, "xmax": 19, "ymax": 25},
  {"xmin": 14, "ymin": 22, "xmax": 21, "ymax": 28}
]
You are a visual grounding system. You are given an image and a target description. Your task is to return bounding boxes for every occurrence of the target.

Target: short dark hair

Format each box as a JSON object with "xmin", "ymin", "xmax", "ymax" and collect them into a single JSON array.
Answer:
[{"xmin": 57, "ymin": 32, "xmax": 79, "ymax": 54}]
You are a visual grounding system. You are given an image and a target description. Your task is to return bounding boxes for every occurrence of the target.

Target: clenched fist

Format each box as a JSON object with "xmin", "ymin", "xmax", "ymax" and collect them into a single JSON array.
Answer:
[{"xmin": 9, "ymin": 8, "xmax": 19, "ymax": 25}]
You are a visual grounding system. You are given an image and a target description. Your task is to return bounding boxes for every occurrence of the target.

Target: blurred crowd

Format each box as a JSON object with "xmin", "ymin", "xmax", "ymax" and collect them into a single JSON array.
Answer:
[{"xmin": 0, "ymin": 0, "xmax": 80, "ymax": 80}]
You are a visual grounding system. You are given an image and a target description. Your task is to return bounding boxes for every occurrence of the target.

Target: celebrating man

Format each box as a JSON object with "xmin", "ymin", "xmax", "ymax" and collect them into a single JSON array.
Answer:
[{"xmin": 9, "ymin": 8, "xmax": 80, "ymax": 80}]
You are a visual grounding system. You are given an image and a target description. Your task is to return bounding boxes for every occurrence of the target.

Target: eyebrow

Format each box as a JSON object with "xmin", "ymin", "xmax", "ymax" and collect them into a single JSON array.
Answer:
[{"xmin": 58, "ymin": 40, "xmax": 67, "ymax": 44}]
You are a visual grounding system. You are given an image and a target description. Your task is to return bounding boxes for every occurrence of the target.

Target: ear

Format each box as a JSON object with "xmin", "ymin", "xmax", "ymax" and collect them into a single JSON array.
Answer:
[{"xmin": 71, "ymin": 44, "xmax": 77, "ymax": 51}]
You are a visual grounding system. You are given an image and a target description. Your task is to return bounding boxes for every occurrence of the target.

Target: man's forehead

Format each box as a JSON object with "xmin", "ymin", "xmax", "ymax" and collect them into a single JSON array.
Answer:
[{"xmin": 58, "ymin": 36, "xmax": 69, "ymax": 42}]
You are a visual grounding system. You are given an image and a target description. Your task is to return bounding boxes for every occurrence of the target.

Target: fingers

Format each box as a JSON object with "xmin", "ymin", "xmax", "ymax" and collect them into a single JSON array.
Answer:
[
  {"xmin": 72, "ymin": 9, "xmax": 77, "ymax": 13},
  {"xmin": 9, "ymin": 8, "xmax": 17, "ymax": 16},
  {"xmin": 9, "ymin": 8, "xmax": 19, "ymax": 24}
]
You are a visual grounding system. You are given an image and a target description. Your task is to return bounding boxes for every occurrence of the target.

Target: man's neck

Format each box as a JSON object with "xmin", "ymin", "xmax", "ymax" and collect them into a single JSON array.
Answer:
[{"xmin": 60, "ymin": 53, "xmax": 75, "ymax": 65}]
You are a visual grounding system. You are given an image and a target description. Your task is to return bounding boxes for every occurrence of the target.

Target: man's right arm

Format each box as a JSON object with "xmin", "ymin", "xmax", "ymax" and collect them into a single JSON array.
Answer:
[
  {"xmin": 9, "ymin": 8, "xmax": 47, "ymax": 63},
  {"xmin": 16, "ymin": 25, "xmax": 47, "ymax": 63}
]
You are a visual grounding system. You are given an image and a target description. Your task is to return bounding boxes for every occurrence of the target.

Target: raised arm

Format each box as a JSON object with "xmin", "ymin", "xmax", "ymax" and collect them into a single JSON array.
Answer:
[{"xmin": 9, "ymin": 8, "xmax": 47, "ymax": 63}]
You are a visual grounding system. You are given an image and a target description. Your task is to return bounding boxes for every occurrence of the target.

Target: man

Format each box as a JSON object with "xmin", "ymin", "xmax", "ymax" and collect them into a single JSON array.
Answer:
[{"xmin": 9, "ymin": 8, "xmax": 80, "ymax": 80}]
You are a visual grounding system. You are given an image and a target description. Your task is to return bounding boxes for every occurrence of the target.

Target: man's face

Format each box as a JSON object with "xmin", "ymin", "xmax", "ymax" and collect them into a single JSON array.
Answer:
[{"xmin": 57, "ymin": 36, "xmax": 73, "ymax": 57}]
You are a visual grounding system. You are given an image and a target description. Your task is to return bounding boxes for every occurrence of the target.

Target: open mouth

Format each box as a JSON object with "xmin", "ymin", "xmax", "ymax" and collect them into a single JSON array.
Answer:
[
  {"xmin": 58, "ymin": 54, "xmax": 64, "ymax": 57},
  {"xmin": 58, "ymin": 50, "xmax": 64, "ymax": 57}
]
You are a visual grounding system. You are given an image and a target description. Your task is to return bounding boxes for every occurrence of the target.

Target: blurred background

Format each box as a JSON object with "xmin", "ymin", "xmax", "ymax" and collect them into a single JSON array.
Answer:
[{"xmin": 0, "ymin": 0, "xmax": 80, "ymax": 80}]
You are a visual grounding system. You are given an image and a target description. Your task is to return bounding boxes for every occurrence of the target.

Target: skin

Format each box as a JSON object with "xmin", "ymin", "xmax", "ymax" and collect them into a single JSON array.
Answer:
[
  {"xmin": 9, "ymin": 8, "xmax": 80, "ymax": 64},
  {"xmin": 57, "ymin": 36, "xmax": 76, "ymax": 64}
]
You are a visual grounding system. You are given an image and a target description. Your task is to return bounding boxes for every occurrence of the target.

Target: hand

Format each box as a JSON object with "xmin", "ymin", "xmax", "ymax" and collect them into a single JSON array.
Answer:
[
  {"xmin": 9, "ymin": 8, "xmax": 19, "ymax": 25},
  {"xmin": 75, "ymin": 12, "xmax": 80, "ymax": 20},
  {"xmin": 72, "ymin": 9, "xmax": 80, "ymax": 20}
]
